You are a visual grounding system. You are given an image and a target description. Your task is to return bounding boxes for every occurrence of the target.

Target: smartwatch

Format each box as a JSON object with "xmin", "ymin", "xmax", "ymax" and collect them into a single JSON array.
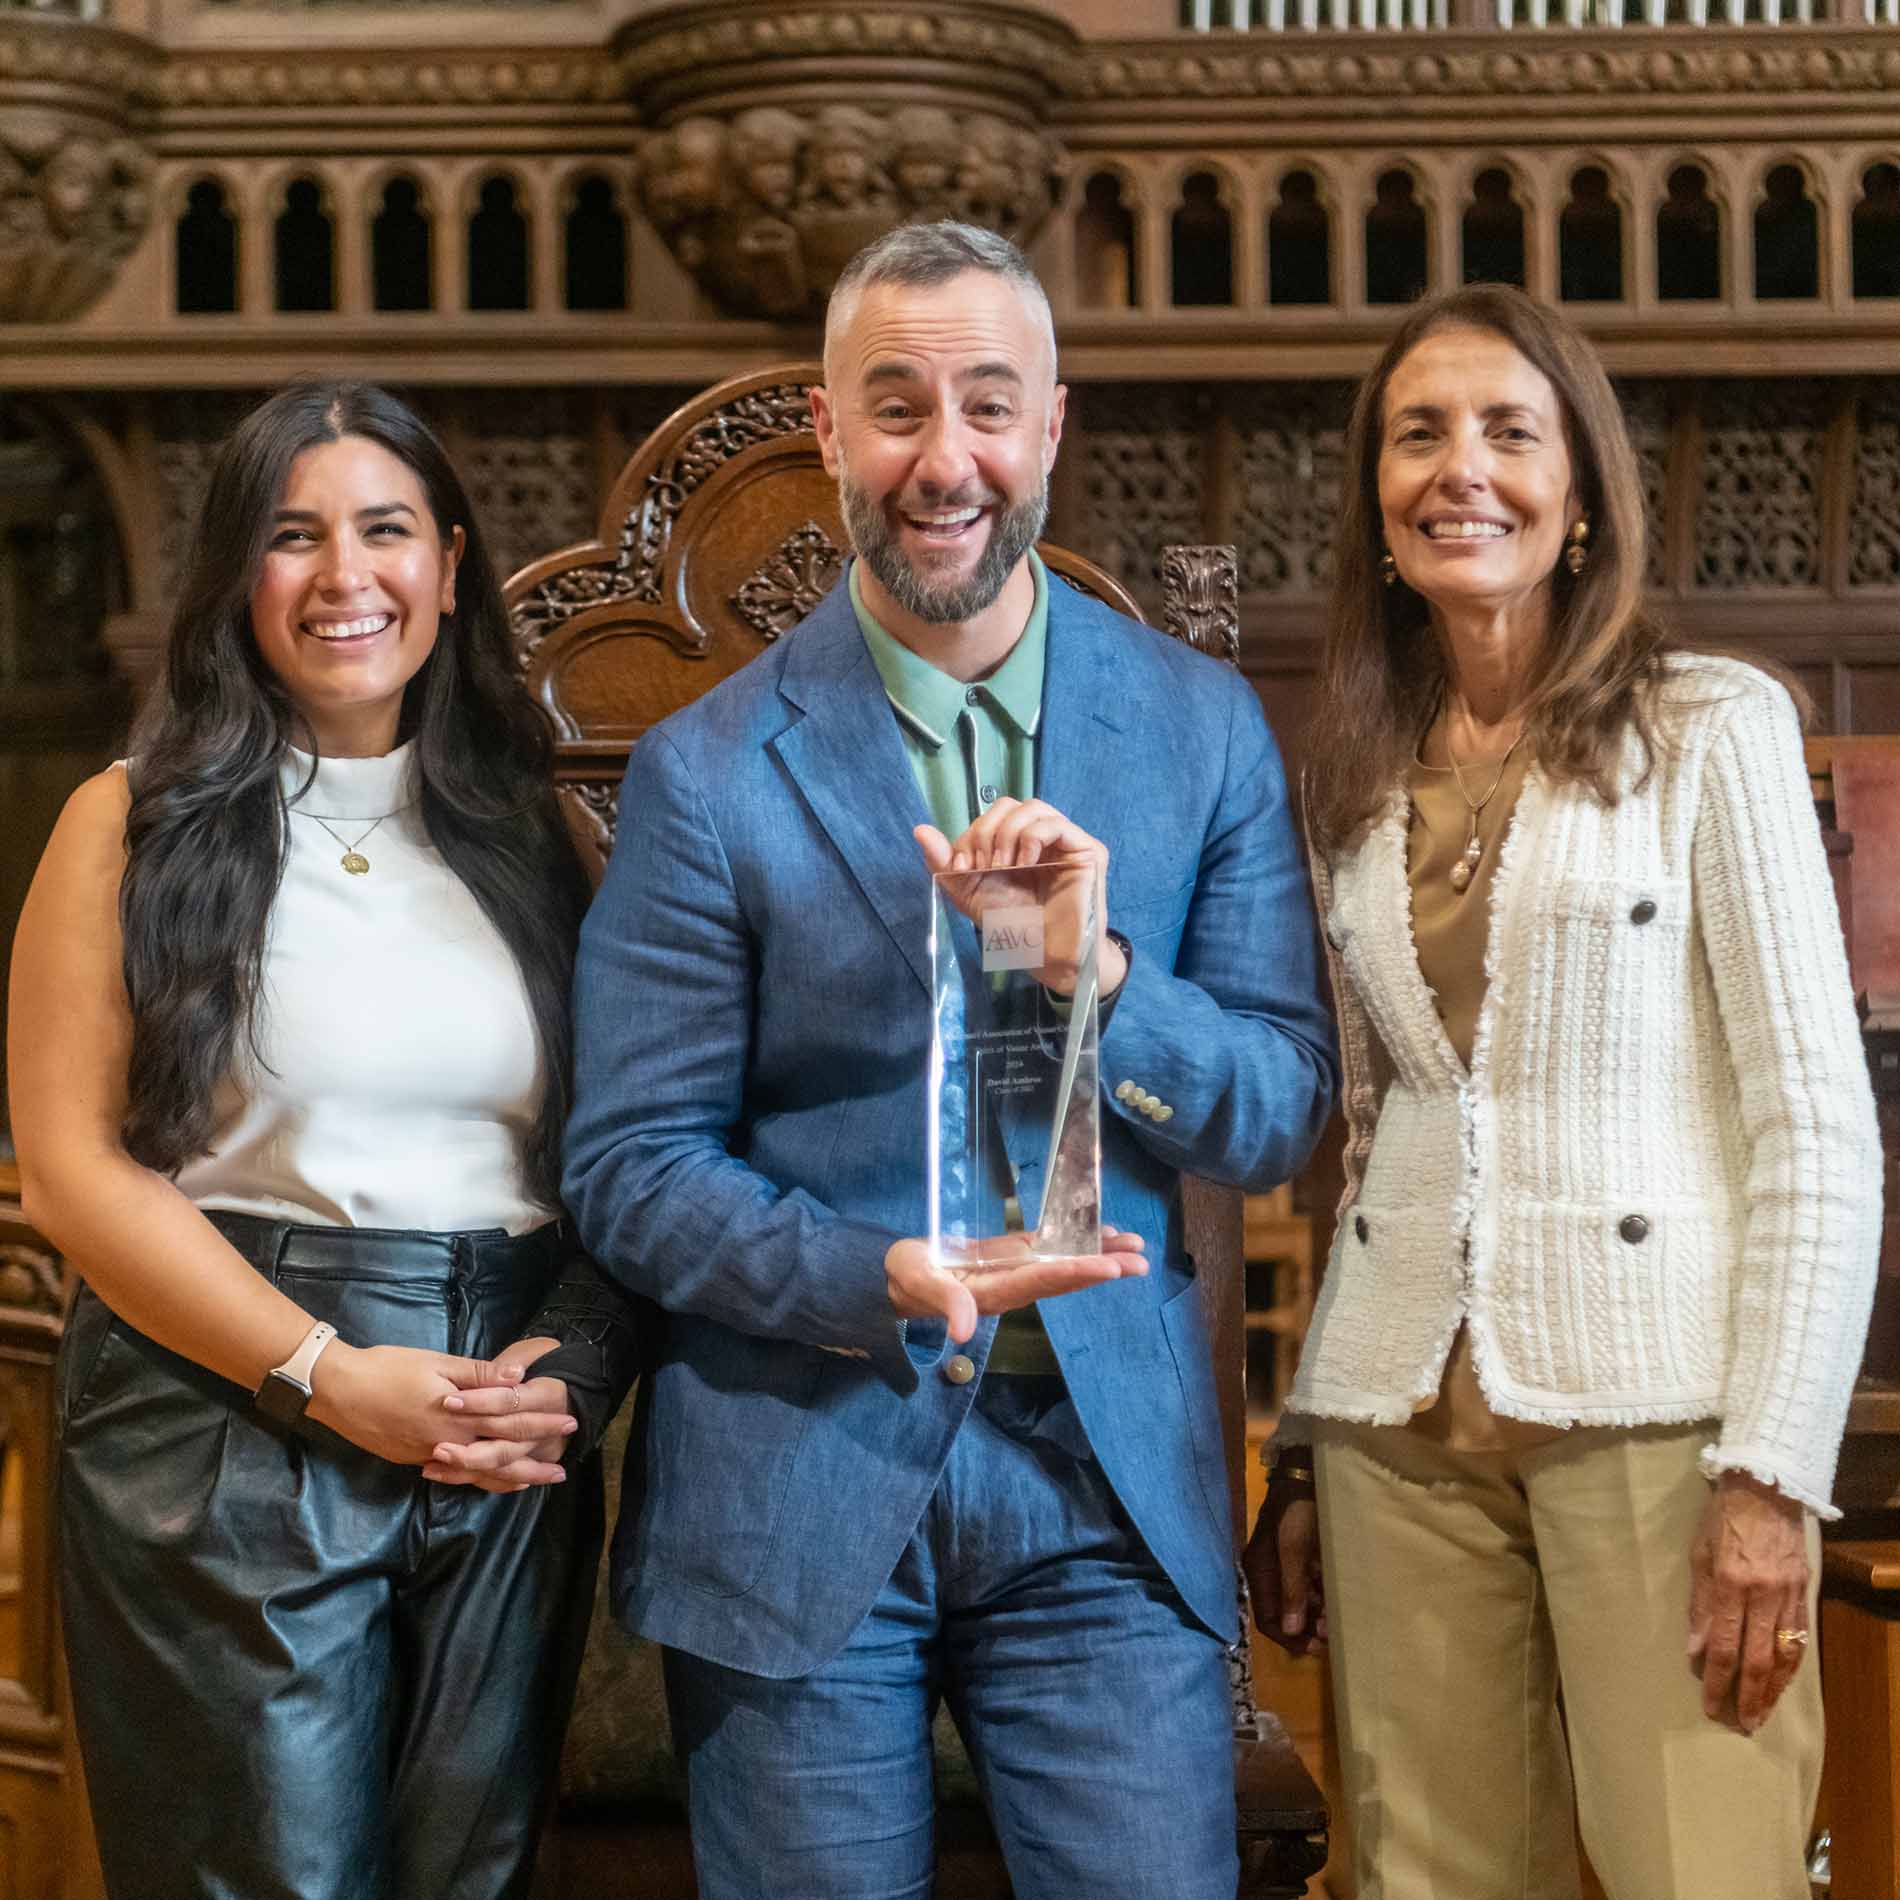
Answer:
[{"xmin": 255, "ymin": 1320, "xmax": 337, "ymax": 1425}]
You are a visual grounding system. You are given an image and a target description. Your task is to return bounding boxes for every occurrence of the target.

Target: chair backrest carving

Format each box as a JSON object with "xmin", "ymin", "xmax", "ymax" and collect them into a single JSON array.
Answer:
[{"xmin": 504, "ymin": 364, "xmax": 1143, "ymax": 878}]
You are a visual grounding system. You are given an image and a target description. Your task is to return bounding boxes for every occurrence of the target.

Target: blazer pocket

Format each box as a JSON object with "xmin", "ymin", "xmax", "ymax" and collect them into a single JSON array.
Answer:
[
  {"xmin": 1158, "ymin": 1271, "xmax": 1234, "ymax": 1545},
  {"xmin": 645, "ymin": 1332, "xmax": 826, "ymax": 1599},
  {"xmin": 1549, "ymin": 873, "xmax": 1689, "ymax": 933},
  {"xmin": 1544, "ymin": 874, "xmax": 1694, "ymax": 1018}
]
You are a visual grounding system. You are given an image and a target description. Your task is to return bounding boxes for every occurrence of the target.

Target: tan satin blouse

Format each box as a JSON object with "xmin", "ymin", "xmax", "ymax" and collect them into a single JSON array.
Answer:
[{"xmin": 1403, "ymin": 727, "xmax": 1563, "ymax": 1454}]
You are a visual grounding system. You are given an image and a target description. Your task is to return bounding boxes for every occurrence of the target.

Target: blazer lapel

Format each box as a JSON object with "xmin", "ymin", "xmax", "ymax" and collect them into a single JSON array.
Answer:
[
  {"xmin": 770, "ymin": 584, "xmax": 937, "ymax": 995},
  {"xmin": 1034, "ymin": 585, "xmax": 1128, "ymax": 850}
]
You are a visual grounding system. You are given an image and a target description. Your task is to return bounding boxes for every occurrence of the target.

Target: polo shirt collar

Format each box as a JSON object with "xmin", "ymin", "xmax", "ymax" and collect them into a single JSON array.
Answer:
[{"xmin": 850, "ymin": 552, "xmax": 1048, "ymax": 748}]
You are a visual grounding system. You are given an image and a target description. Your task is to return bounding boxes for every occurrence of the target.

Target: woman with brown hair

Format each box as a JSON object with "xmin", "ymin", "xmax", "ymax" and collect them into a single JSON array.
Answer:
[{"xmin": 1244, "ymin": 284, "xmax": 1879, "ymax": 1899}]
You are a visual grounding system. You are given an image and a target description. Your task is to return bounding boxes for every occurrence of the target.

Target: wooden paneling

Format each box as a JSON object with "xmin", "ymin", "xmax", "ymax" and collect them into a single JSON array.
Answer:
[{"xmin": 1822, "ymin": 1585, "xmax": 1900, "ymax": 1900}]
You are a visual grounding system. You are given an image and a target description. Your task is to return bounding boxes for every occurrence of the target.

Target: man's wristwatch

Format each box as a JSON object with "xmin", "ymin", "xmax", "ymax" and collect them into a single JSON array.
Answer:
[{"xmin": 255, "ymin": 1321, "xmax": 338, "ymax": 1424}]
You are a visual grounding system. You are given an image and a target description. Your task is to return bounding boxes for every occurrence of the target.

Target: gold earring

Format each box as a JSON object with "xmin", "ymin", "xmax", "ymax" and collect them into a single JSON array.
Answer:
[
  {"xmin": 1564, "ymin": 519, "xmax": 1590, "ymax": 575},
  {"xmin": 1380, "ymin": 549, "xmax": 1398, "ymax": 587}
]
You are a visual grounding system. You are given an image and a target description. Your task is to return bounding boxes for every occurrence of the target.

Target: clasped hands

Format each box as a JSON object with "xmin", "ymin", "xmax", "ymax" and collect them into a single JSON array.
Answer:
[{"xmin": 306, "ymin": 1336, "xmax": 575, "ymax": 1494}]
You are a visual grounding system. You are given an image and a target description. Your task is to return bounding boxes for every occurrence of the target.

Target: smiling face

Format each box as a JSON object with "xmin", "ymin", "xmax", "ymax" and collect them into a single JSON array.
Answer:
[
  {"xmin": 810, "ymin": 269, "xmax": 1064, "ymax": 630},
  {"xmin": 249, "ymin": 434, "xmax": 463, "ymax": 757},
  {"xmin": 1377, "ymin": 326, "xmax": 1580, "ymax": 639}
]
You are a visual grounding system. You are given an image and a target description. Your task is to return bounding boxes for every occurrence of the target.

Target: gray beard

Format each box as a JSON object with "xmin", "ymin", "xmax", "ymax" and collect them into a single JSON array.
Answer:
[{"xmin": 839, "ymin": 471, "xmax": 1049, "ymax": 626}]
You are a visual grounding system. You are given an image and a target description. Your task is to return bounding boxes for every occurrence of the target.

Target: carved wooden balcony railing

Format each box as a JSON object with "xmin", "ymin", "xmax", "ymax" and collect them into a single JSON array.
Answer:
[
  {"xmin": 0, "ymin": 0, "xmax": 1894, "ymax": 382},
  {"xmin": 1179, "ymin": 0, "xmax": 1893, "ymax": 25}
]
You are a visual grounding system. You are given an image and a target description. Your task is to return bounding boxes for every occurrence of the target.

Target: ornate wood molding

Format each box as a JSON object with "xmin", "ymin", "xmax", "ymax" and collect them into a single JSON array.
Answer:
[
  {"xmin": 616, "ymin": 1, "xmax": 1083, "ymax": 121},
  {"xmin": 1074, "ymin": 27, "xmax": 1900, "ymax": 105},
  {"xmin": 731, "ymin": 519, "xmax": 845, "ymax": 640},
  {"xmin": 1162, "ymin": 545, "xmax": 1242, "ymax": 667},
  {"xmin": 155, "ymin": 46, "xmax": 622, "ymax": 114},
  {"xmin": 511, "ymin": 373, "xmax": 821, "ymax": 688},
  {"xmin": 0, "ymin": 1242, "xmax": 64, "ymax": 1326},
  {"xmin": 618, "ymin": 0, "xmax": 1077, "ymax": 319},
  {"xmin": 0, "ymin": 13, "xmax": 162, "ymax": 110}
]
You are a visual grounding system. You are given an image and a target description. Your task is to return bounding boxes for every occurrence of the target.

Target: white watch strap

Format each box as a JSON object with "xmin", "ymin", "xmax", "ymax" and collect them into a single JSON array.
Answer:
[{"xmin": 274, "ymin": 1320, "xmax": 337, "ymax": 1389}]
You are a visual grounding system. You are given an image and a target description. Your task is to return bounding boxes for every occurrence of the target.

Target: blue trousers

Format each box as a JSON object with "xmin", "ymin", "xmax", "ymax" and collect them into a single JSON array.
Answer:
[{"xmin": 665, "ymin": 1375, "xmax": 1239, "ymax": 1900}]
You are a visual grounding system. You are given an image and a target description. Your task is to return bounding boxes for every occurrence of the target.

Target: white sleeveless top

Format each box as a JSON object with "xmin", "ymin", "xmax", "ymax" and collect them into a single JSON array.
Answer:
[{"xmin": 173, "ymin": 744, "xmax": 551, "ymax": 1235}]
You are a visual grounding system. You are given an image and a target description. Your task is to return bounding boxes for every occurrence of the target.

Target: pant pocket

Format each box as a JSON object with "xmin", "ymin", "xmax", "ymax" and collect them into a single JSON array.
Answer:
[{"xmin": 57, "ymin": 1288, "xmax": 129, "ymax": 1434}]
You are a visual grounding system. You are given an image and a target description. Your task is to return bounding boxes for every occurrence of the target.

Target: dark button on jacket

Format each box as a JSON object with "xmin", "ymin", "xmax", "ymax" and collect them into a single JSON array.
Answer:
[
  {"xmin": 1355, "ymin": 1214, "xmax": 1369, "ymax": 1244},
  {"xmin": 1619, "ymin": 1214, "xmax": 1650, "ymax": 1244},
  {"xmin": 1630, "ymin": 898, "xmax": 1658, "ymax": 925}
]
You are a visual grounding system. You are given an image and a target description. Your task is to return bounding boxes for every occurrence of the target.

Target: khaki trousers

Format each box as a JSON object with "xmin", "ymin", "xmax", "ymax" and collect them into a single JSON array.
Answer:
[{"xmin": 1312, "ymin": 1419, "xmax": 1823, "ymax": 1900}]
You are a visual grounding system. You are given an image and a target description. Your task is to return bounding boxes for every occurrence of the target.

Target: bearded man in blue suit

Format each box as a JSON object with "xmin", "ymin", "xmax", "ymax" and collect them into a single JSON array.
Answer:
[{"xmin": 561, "ymin": 222, "xmax": 1338, "ymax": 1900}]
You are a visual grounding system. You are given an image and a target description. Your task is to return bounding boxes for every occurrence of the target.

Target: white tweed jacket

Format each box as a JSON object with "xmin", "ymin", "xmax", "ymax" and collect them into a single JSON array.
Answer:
[{"xmin": 1282, "ymin": 655, "xmax": 1881, "ymax": 1516}]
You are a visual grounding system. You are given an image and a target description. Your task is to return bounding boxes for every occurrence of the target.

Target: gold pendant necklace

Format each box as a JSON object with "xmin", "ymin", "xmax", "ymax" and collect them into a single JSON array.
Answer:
[
  {"xmin": 298, "ymin": 810, "xmax": 390, "ymax": 876},
  {"xmin": 1443, "ymin": 731, "xmax": 1524, "ymax": 893}
]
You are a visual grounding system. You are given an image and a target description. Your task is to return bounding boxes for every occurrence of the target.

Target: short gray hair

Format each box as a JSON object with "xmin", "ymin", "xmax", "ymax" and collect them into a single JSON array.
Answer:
[{"xmin": 823, "ymin": 221, "xmax": 1057, "ymax": 381}]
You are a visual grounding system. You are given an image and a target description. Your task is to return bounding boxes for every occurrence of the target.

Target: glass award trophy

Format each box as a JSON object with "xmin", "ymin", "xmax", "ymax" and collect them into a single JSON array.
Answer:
[{"xmin": 927, "ymin": 856, "xmax": 1104, "ymax": 1270}]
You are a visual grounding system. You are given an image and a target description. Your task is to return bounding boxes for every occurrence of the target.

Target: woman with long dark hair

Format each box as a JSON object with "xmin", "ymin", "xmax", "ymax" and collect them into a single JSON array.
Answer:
[
  {"xmin": 1244, "ymin": 287, "xmax": 1878, "ymax": 1898},
  {"xmin": 9, "ymin": 382, "xmax": 617, "ymax": 1898}
]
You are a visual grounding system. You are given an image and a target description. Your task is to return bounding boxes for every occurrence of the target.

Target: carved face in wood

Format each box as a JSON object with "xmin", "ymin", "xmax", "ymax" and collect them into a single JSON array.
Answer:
[
  {"xmin": 249, "ymin": 435, "xmax": 463, "ymax": 757},
  {"xmin": 0, "ymin": 143, "xmax": 43, "ymax": 243},
  {"xmin": 1377, "ymin": 325, "xmax": 1580, "ymax": 650},
  {"xmin": 811, "ymin": 268, "xmax": 1064, "ymax": 632},
  {"xmin": 730, "ymin": 108, "xmax": 802, "ymax": 214},
  {"xmin": 42, "ymin": 138, "xmax": 106, "ymax": 240}
]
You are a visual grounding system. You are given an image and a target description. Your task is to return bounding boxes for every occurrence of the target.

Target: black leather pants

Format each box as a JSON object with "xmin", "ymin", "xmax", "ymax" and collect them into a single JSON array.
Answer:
[{"xmin": 57, "ymin": 1212, "xmax": 603, "ymax": 1900}]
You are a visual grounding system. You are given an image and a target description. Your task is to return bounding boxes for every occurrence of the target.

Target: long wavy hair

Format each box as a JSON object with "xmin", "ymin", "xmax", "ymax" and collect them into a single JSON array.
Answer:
[
  {"xmin": 1306, "ymin": 285, "xmax": 1773, "ymax": 854},
  {"xmin": 120, "ymin": 381, "xmax": 590, "ymax": 1205}
]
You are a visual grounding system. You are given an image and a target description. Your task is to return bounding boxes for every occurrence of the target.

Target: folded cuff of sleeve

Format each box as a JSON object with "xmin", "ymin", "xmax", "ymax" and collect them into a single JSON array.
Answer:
[
  {"xmin": 1701, "ymin": 1442, "xmax": 1838, "ymax": 1521},
  {"xmin": 524, "ymin": 1266, "xmax": 652, "ymax": 1463},
  {"xmin": 1259, "ymin": 1414, "xmax": 1316, "ymax": 1470}
]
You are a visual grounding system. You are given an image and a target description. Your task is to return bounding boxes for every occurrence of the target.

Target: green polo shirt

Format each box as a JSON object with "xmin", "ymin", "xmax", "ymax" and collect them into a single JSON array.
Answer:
[
  {"xmin": 851, "ymin": 554, "xmax": 1062, "ymax": 1376},
  {"xmin": 851, "ymin": 553, "xmax": 1046, "ymax": 824}
]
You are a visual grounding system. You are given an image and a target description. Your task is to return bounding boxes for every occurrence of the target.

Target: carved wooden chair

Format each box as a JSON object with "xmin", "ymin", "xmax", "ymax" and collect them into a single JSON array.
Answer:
[{"xmin": 507, "ymin": 365, "xmax": 1328, "ymax": 1900}]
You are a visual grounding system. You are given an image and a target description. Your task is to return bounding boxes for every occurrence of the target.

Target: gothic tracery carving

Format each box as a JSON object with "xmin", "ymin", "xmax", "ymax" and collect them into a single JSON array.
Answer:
[
  {"xmin": 1851, "ymin": 389, "xmax": 1900, "ymax": 591},
  {"xmin": 1231, "ymin": 387, "xmax": 1350, "ymax": 597},
  {"xmin": 1693, "ymin": 381, "xmax": 1826, "ymax": 590},
  {"xmin": 1078, "ymin": 388, "xmax": 1207, "ymax": 600},
  {"xmin": 456, "ymin": 395, "xmax": 597, "ymax": 584},
  {"xmin": 1613, "ymin": 380, "xmax": 1672, "ymax": 592}
]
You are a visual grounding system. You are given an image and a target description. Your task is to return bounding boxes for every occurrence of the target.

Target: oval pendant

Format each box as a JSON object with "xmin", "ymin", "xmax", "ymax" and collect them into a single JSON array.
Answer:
[
  {"xmin": 1449, "ymin": 859, "xmax": 1472, "ymax": 893},
  {"xmin": 340, "ymin": 852, "xmax": 370, "ymax": 876}
]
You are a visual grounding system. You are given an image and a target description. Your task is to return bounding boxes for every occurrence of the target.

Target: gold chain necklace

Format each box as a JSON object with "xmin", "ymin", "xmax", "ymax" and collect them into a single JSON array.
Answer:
[
  {"xmin": 296, "ymin": 809, "xmax": 391, "ymax": 876},
  {"xmin": 1440, "ymin": 730, "xmax": 1524, "ymax": 893}
]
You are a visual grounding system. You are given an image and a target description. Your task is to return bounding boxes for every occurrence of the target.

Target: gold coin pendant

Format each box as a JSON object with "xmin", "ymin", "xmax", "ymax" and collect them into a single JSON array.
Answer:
[{"xmin": 341, "ymin": 852, "xmax": 371, "ymax": 876}]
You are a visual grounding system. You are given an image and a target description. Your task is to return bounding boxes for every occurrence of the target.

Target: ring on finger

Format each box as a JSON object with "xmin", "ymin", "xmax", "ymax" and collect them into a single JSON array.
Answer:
[
  {"xmin": 508, "ymin": 1386, "xmax": 521, "ymax": 1413},
  {"xmin": 1774, "ymin": 1626, "xmax": 1810, "ymax": 1652}
]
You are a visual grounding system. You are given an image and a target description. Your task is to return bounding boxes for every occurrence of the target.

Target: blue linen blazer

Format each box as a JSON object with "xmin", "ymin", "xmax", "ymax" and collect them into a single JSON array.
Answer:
[{"xmin": 564, "ymin": 575, "xmax": 1338, "ymax": 1678}]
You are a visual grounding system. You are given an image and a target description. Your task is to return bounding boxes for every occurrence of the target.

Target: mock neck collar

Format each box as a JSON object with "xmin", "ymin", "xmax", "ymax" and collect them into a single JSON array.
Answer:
[{"xmin": 280, "ymin": 742, "xmax": 419, "ymax": 822}]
